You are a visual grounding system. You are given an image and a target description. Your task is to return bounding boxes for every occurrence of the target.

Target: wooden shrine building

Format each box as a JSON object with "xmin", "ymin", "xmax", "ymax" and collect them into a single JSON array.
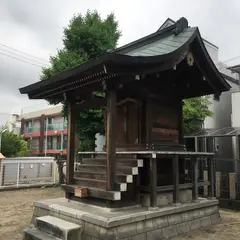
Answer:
[{"xmin": 20, "ymin": 17, "xmax": 230, "ymax": 208}]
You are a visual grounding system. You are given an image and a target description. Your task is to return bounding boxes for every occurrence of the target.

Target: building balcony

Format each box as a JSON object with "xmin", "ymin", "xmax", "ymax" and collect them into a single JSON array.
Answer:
[
  {"xmin": 44, "ymin": 129, "xmax": 67, "ymax": 137},
  {"xmin": 24, "ymin": 126, "xmax": 40, "ymax": 133},
  {"xmin": 30, "ymin": 145, "xmax": 67, "ymax": 155},
  {"xmin": 45, "ymin": 122, "xmax": 68, "ymax": 131},
  {"xmin": 24, "ymin": 123, "xmax": 68, "ymax": 138}
]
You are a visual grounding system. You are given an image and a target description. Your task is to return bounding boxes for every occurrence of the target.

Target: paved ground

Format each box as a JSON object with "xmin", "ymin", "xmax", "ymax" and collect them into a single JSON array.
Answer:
[{"xmin": 0, "ymin": 187, "xmax": 240, "ymax": 239}]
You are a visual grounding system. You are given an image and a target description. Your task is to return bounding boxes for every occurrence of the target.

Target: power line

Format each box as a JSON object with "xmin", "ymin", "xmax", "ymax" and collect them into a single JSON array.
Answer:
[
  {"xmin": 0, "ymin": 43, "xmax": 49, "ymax": 64},
  {"xmin": 223, "ymin": 55, "xmax": 240, "ymax": 64},
  {"xmin": 0, "ymin": 47, "xmax": 49, "ymax": 67},
  {"xmin": 0, "ymin": 51, "xmax": 44, "ymax": 68}
]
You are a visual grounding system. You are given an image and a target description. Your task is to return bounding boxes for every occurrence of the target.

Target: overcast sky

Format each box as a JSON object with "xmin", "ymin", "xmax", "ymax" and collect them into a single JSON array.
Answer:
[{"xmin": 0, "ymin": 0, "xmax": 240, "ymax": 123}]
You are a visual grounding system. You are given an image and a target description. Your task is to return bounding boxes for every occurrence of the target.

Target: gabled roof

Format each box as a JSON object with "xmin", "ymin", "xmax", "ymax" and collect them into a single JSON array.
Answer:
[
  {"xmin": 19, "ymin": 17, "xmax": 231, "ymax": 100},
  {"xmin": 157, "ymin": 18, "xmax": 219, "ymax": 50},
  {"xmin": 157, "ymin": 18, "xmax": 175, "ymax": 31}
]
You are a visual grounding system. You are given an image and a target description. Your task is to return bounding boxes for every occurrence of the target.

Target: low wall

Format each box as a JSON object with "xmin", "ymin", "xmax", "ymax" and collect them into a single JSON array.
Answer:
[{"xmin": 31, "ymin": 198, "xmax": 220, "ymax": 240}]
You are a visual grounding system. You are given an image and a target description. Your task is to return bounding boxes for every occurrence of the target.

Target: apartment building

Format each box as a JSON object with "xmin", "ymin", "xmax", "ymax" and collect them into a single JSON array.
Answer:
[{"xmin": 19, "ymin": 103, "xmax": 68, "ymax": 156}]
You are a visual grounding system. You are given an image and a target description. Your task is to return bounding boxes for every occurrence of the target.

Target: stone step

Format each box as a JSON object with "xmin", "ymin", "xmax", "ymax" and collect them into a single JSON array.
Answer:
[
  {"xmin": 23, "ymin": 227, "xmax": 60, "ymax": 240},
  {"xmin": 77, "ymin": 164, "xmax": 138, "ymax": 175},
  {"xmin": 36, "ymin": 216, "xmax": 81, "ymax": 240},
  {"xmin": 74, "ymin": 177, "xmax": 127, "ymax": 191},
  {"xmin": 74, "ymin": 171, "xmax": 133, "ymax": 183},
  {"xmin": 62, "ymin": 184, "xmax": 121, "ymax": 200},
  {"xmin": 81, "ymin": 158, "xmax": 143, "ymax": 167}
]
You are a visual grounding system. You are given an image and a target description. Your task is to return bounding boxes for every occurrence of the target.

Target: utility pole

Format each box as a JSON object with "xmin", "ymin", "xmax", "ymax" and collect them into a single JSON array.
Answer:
[{"xmin": 45, "ymin": 117, "xmax": 48, "ymax": 157}]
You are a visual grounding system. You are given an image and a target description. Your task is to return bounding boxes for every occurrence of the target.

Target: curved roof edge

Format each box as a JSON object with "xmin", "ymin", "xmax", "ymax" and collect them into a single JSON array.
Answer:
[{"xmin": 19, "ymin": 17, "xmax": 230, "ymax": 99}]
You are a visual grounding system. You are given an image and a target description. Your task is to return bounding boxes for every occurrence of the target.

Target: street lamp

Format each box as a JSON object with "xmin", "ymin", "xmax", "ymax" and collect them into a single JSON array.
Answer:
[{"xmin": 0, "ymin": 128, "xmax": 7, "ymax": 153}]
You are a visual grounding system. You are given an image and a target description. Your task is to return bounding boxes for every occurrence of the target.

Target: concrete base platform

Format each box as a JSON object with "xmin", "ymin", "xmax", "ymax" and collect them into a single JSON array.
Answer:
[
  {"xmin": 31, "ymin": 197, "xmax": 220, "ymax": 240},
  {"xmin": 141, "ymin": 189, "xmax": 192, "ymax": 207}
]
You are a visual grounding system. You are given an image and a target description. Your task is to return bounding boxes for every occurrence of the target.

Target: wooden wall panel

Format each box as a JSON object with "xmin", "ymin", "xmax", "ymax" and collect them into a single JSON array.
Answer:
[
  {"xmin": 128, "ymin": 103, "xmax": 139, "ymax": 144},
  {"xmin": 151, "ymin": 100, "xmax": 179, "ymax": 142},
  {"xmin": 152, "ymin": 128, "xmax": 179, "ymax": 142},
  {"xmin": 116, "ymin": 106, "xmax": 127, "ymax": 144}
]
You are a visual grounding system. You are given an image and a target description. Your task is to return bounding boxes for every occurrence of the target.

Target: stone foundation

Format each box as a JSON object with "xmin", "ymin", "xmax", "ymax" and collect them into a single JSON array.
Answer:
[
  {"xmin": 141, "ymin": 189, "xmax": 192, "ymax": 207},
  {"xmin": 31, "ymin": 198, "xmax": 220, "ymax": 240}
]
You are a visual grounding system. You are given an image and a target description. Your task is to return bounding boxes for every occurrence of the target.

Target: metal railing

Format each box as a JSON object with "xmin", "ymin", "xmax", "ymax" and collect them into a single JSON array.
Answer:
[
  {"xmin": 0, "ymin": 157, "xmax": 56, "ymax": 188},
  {"xmin": 24, "ymin": 126, "xmax": 40, "ymax": 134},
  {"xmin": 45, "ymin": 122, "xmax": 67, "ymax": 131},
  {"xmin": 24, "ymin": 122, "xmax": 68, "ymax": 134}
]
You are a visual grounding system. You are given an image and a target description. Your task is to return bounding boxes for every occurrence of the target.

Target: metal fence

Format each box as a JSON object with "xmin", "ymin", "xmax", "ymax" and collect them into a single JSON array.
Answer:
[{"xmin": 0, "ymin": 157, "xmax": 56, "ymax": 188}]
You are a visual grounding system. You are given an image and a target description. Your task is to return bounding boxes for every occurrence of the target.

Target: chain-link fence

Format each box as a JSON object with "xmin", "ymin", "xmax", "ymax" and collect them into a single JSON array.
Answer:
[{"xmin": 0, "ymin": 157, "xmax": 56, "ymax": 188}]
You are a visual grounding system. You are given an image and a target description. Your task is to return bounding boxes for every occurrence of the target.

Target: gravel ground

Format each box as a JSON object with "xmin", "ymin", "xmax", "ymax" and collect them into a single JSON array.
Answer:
[
  {"xmin": 0, "ymin": 187, "xmax": 63, "ymax": 240},
  {"xmin": 0, "ymin": 187, "xmax": 240, "ymax": 240}
]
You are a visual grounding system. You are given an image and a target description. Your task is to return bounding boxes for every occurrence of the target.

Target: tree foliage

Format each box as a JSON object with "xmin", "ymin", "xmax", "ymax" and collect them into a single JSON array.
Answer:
[
  {"xmin": 1, "ymin": 129, "xmax": 28, "ymax": 157},
  {"xmin": 41, "ymin": 10, "xmax": 121, "ymax": 150},
  {"xmin": 40, "ymin": 10, "xmax": 212, "ymax": 145},
  {"xmin": 183, "ymin": 97, "xmax": 212, "ymax": 133}
]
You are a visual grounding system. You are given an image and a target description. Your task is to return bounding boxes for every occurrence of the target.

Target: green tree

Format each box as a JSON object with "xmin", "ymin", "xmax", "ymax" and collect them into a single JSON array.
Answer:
[
  {"xmin": 183, "ymin": 97, "xmax": 212, "ymax": 133},
  {"xmin": 41, "ymin": 10, "xmax": 121, "ymax": 150},
  {"xmin": 1, "ymin": 130, "xmax": 28, "ymax": 157}
]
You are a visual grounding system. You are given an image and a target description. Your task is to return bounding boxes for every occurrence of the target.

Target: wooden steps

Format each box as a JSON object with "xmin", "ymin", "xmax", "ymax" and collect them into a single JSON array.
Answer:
[
  {"xmin": 74, "ymin": 177, "xmax": 127, "ymax": 191},
  {"xmin": 62, "ymin": 184, "xmax": 121, "ymax": 200},
  {"xmin": 77, "ymin": 164, "xmax": 139, "ymax": 175},
  {"xmin": 81, "ymin": 158, "xmax": 143, "ymax": 167},
  {"xmin": 74, "ymin": 171, "xmax": 133, "ymax": 183},
  {"xmin": 63, "ymin": 157, "xmax": 144, "ymax": 201}
]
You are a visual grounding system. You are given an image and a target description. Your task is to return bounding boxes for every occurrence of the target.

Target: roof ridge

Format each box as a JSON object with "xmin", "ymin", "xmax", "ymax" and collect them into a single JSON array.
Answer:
[{"xmin": 114, "ymin": 17, "xmax": 189, "ymax": 54}]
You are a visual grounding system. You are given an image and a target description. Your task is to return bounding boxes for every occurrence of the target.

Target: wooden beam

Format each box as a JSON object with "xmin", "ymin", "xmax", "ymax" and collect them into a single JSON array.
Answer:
[
  {"xmin": 74, "ymin": 98, "xmax": 106, "ymax": 110},
  {"xmin": 173, "ymin": 155, "xmax": 180, "ymax": 204},
  {"xmin": 207, "ymin": 157, "xmax": 214, "ymax": 198},
  {"xmin": 192, "ymin": 156, "xmax": 198, "ymax": 201},
  {"xmin": 150, "ymin": 154, "xmax": 157, "ymax": 207},
  {"xmin": 106, "ymin": 89, "xmax": 117, "ymax": 191},
  {"xmin": 66, "ymin": 101, "xmax": 76, "ymax": 198},
  {"xmin": 73, "ymin": 97, "xmax": 138, "ymax": 110},
  {"xmin": 62, "ymin": 184, "xmax": 121, "ymax": 201},
  {"xmin": 140, "ymin": 181, "xmax": 210, "ymax": 193}
]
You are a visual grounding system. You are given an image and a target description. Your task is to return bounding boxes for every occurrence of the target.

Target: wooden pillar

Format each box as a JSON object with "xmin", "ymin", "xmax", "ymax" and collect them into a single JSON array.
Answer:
[
  {"xmin": 178, "ymin": 100, "xmax": 183, "ymax": 144},
  {"xmin": 173, "ymin": 155, "xmax": 180, "ymax": 204},
  {"xmin": 66, "ymin": 101, "xmax": 76, "ymax": 198},
  {"xmin": 215, "ymin": 171, "xmax": 221, "ymax": 198},
  {"xmin": 194, "ymin": 137, "xmax": 198, "ymax": 152},
  {"xmin": 106, "ymin": 89, "xmax": 117, "ymax": 191},
  {"xmin": 150, "ymin": 154, "xmax": 157, "ymax": 207},
  {"xmin": 192, "ymin": 156, "xmax": 198, "ymax": 202},
  {"xmin": 207, "ymin": 157, "xmax": 214, "ymax": 199},
  {"xmin": 235, "ymin": 135, "xmax": 239, "ymax": 175},
  {"xmin": 229, "ymin": 173, "xmax": 236, "ymax": 200},
  {"xmin": 203, "ymin": 170, "xmax": 208, "ymax": 197}
]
